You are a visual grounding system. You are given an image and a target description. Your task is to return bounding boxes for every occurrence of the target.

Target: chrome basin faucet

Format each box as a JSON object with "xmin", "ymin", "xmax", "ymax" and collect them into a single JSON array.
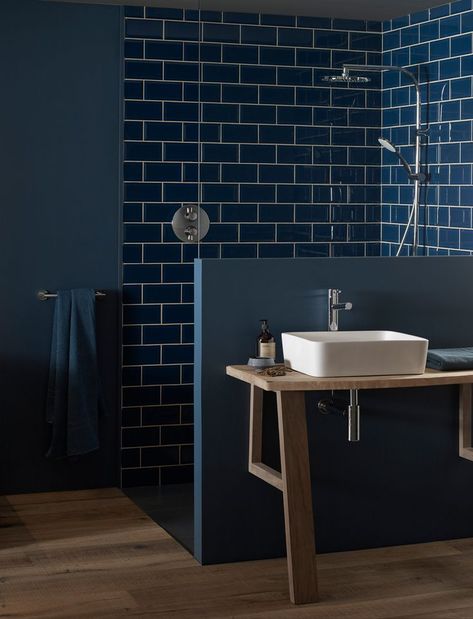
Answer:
[{"xmin": 328, "ymin": 289, "xmax": 352, "ymax": 331}]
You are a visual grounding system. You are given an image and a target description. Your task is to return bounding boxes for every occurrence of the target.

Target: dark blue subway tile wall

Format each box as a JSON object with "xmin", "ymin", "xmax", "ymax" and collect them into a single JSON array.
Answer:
[
  {"xmin": 381, "ymin": 0, "xmax": 473, "ymax": 255},
  {"xmin": 123, "ymin": 6, "xmax": 381, "ymax": 486}
]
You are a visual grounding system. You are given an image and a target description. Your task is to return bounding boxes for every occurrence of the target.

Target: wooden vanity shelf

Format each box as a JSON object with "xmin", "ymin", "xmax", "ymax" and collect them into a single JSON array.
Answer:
[{"xmin": 226, "ymin": 365, "xmax": 473, "ymax": 605}]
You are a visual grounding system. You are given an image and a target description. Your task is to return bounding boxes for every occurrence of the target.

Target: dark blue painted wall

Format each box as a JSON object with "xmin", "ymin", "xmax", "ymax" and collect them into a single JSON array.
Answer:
[
  {"xmin": 195, "ymin": 256, "xmax": 473, "ymax": 564},
  {"xmin": 0, "ymin": 0, "xmax": 122, "ymax": 493}
]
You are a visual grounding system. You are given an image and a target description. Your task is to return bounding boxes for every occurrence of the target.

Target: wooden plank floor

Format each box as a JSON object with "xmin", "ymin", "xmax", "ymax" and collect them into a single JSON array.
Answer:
[{"xmin": 2, "ymin": 490, "xmax": 473, "ymax": 618}]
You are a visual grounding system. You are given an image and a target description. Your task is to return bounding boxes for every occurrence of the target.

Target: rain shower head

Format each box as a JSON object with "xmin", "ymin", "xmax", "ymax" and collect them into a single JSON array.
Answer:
[
  {"xmin": 322, "ymin": 74, "xmax": 370, "ymax": 83},
  {"xmin": 322, "ymin": 66, "xmax": 370, "ymax": 84}
]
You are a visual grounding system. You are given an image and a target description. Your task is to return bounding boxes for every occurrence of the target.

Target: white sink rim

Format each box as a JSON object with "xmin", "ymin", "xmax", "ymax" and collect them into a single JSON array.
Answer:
[{"xmin": 281, "ymin": 330, "xmax": 429, "ymax": 378}]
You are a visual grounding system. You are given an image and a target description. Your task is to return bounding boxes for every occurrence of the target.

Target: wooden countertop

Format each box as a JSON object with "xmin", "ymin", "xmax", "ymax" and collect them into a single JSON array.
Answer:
[{"xmin": 226, "ymin": 365, "xmax": 473, "ymax": 392}]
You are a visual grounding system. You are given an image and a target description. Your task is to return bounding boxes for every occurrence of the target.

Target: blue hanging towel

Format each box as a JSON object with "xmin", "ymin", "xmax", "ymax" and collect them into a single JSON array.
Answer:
[{"xmin": 46, "ymin": 289, "xmax": 103, "ymax": 458}]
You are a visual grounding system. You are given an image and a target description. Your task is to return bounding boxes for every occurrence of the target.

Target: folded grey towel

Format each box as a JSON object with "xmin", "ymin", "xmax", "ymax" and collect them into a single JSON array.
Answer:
[{"xmin": 426, "ymin": 347, "xmax": 473, "ymax": 371}]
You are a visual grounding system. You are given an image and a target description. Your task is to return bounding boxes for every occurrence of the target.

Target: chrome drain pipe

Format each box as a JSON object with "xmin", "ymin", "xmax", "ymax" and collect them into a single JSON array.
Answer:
[{"xmin": 348, "ymin": 389, "xmax": 360, "ymax": 442}]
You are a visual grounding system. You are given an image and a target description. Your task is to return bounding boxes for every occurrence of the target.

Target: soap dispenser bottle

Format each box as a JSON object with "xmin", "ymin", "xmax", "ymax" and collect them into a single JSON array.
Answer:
[{"xmin": 257, "ymin": 319, "xmax": 276, "ymax": 359}]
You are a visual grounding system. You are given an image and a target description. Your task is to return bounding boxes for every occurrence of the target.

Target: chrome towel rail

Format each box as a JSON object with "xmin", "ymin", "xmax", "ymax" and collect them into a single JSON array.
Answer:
[{"xmin": 37, "ymin": 290, "xmax": 106, "ymax": 301}]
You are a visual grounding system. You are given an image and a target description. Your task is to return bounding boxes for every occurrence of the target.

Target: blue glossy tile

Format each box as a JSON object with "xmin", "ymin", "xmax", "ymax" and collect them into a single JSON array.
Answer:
[
  {"xmin": 124, "ymin": 121, "xmax": 143, "ymax": 141},
  {"xmin": 143, "ymin": 284, "xmax": 180, "ymax": 303},
  {"xmin": 125, "ymin": 60, "xmax": 162, "ymax": 80},
  {"xmin": 440, "ymin": 57, "xmax": 461, "ymax": 79},
  {"xmin": 144, "ymin": 243, "xmax": 181, "ymax": 262},
  {"xmin": 259, "ymin": 244, "xmax": 294, "ymax": 257},
  {"xmin": 259, "ymin": 165, "xmax": 294, "ymax": 183},
  {"xmin": 163, "ymin": 263, "xmax": 194, "ymax": 283},
  {"xmin": 278, "ymin": 67, "xmax": 312, "ymax": 85},
  {"xmin": 241, "ymin": 25, "xmax": 277, "ymax": 45},
  {"xmin": 451, "ymin": 77, "xmax": 472, "ymax": 98},
  {"xmin": 124, "ymin": 262, "xmax": 162, "ymax": 284},
  {"xmin": 315, "ymin": 30, "xmax": 348, "ymax": 49},
  {"xmin": 240, "ymin": 104, "xmax": 276, "ymax": 124},
  {"xmin": 145, "ymin": 40, "xmax": 182, "ymax": 60},
  {"xmin": 164, "ymin": 102, "xmax": 198, "ymax": 121},
  {"xmin": 240, "ymin": 144, "xmax": 276, "ymax": 162},
  {"xmin": 183, "ymin": 42, "xmax": 222, "ymax": 62},
  {"xmin": 202, "ymin": 103, "xmax": 239, "ymax": 122},
  {"xmin": 145, "ymin": 122, "xmax": 182, "ymax": 141},
  {"xmin": 223, "ymin": 11, "xmax": 259, "ymax": 24},
  {"xmin": 384, "ymin": 30, "xmax": 400, "ymax": 50},
  {"xmin": 123, "ymin": 203, "xmax": 143, "ymax": 223},
  {"xmin": 240, "ymin": 223, "xmax": 275, "ymax": 241},
  {"xmin": 462, "ymin": 11, "xmax": 473, "ymax": 32},
  {"xmin": 260, "ymin": 47, "xmax": 295, "ymax": 66},
  {"xmin": 202, "ymin": 184, "xmax": 239, "ymax": 202},
  {"xmin": 223, "ymin": 44, "xmax": 258, "ymax": 64},
  {"xmin": 295, "ymin": 165, "xmax": 330, "ymax": 183},
  {"xmin": 222, "ymin": 84, "xmax": 258, "ymax": 103},
  {"xmin": 221, "ymin": 244, "xmax": 257, "ymax": 258},
  {"xmin": 313, "ymin": 146, "xmax": 348, "ymax": 164},
  {"xmin": 331, "ymin": 88, "xmax": 366, "ymax": 108},
  {"xmin": 241, "ymin": 65, "xmax": 276, "ymax": 84},
  {"xmin": 297, "ymin": 16, "xmax": 331, "ymax": 29},
  {"xmin": 125, "ymin": 142, "xmax": 162, "ymax": 161},
  {"xmin": 277, "ymin": 223, "xmax": 311, "ymax": 242},
  {"xmin": 164, "ymin": 143, "xmax": 198, "ymax": 162},
  {"xmin": 296, "ymin": 127, "xmax": 330, "ymax": 144},
  {"xmin": 259, "ymin": 125, "xmax": 294, "ymax": 143},
  {"xmin": 147, "ymin": 7, "xmax": 182, "ymax": 19},
  {"xmin": 165, "ymin": 21, "xmax": 199, "ymax": 40},
  {"xmin": 261, "ymin": 14, "xmax": 295, "ymax": 26},
  {"xmin": 451, "ymin": 0, "xmax": 473, "ymax": 15},
  {"xmin": 296, "ymin": 87, "xmax": 330, "ymax": 106},
  {"xmin": 161, "ymin": 345, "xmax": 194, "ymax": 364},
  {"xmin": 144, "ymin": 163, "xmax": 180, "ymax": 181},
  {"xmin": 429, "ymin": 38, "xmax": 450, "ymax": 61},
  {"xmin": 296, "ymin": 49, "xmax": 331, "ymax": 67},
  {"xmin": 222, "ymin": 163, "xmax": 257, "ymax": 182},
  {"xmin": 203, "ymin": 63, "xmax": 239, "ymax": 83},
  {"xmin": 277, "ymin": 145, "xmax": 312, "ymax": 163},
  {"xmin": 332, "ymin": 127, "xmax": 365, "ymax": 145},
  {"xmin": 203, "ymin": 23, "xmax": 240, "ymax": 43},
  {"xmin": 125, "ymin": 40, "xmax": 144, "ymax": 59},
  {"xmin": 278, "ymin": 27, "xmax": 312, "ymax": 47},
  {"xmin": 126, "ymin": 19, "xmax": 163, "ymax": 39},
  {"xmin": 164, "ymin": 183, "xmax": 198, "ymax": 202},
  {"xmin": 221, "ymin": 203, "xmax": 257, "ymax": 221},
  {"xmin": 350, "ymin": 32, "xmax": 381, "ymax": 51},
  {"xmin": 164, "ymin": 61, "xmax": 198, "ymax": 81},
  {"xmin": 203, "ymin": 143, "xmax": 238, "ymax": 162},
  {"xmin": 260, "ymin": 86, "xmax": 294, "ymax": 104},
  {"xmin": 277, "ymin": 185, "xmax": 312, "ymax": 203},
  {"xmin": 333, "ymin": 18, "xmax": 366, "ymax": 30},
  {"xmin": 125, "ymin": 7, "xmax": 144, "ymax": 17},
  {"xmin": 452, "ymin": 33, "xmax": 472, "ymax": 56},
  {"xmin": 240, "ymin": 184, "xmax": 275, "ymax": 202},
  {"xmin": 222, "ymin": 123, "xmax": 258, "ymax": 142},
  {"xmin": 124, "ymin": 160, "xmax": 142, "ymax": 182},
  {"xmin": 259, "ymin": 204, "xmax": 294, "ymax": 222},
  {"xmin": 123, "ymin": 243, "xmax": 142, "ymax": 262},
  {"xmin": 313, "ymin": 107, "xmax": 348, "ymax": 125},
  {"xmin": 295, "ymin": 204, "xmax": 329, "ymax": 222},
  {"xmin": 461, "ymin": 99, "xmax": 473, "ymax": 118}
]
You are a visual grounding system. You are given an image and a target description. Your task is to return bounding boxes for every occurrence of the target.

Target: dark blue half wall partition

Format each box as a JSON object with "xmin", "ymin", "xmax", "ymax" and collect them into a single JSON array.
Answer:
[{"xmin": 194, "ymin": 256, "xmax": 473, "ymax": 564}]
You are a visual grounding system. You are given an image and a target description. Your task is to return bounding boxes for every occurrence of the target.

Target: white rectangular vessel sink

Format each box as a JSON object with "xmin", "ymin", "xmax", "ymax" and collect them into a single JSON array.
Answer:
[{"xmin": 282, "ymin": 330, "xmax": 429, "ymax": 377}]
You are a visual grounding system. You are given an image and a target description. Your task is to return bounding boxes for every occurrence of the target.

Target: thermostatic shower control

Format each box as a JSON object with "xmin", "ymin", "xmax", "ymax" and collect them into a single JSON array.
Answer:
[{"xmin": 172, "ymin": 204, "xmax": 210, "ymax": 243}]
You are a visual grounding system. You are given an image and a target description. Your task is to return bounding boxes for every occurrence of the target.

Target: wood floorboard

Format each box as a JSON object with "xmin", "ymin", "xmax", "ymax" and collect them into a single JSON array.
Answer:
[{"xmin": 2, "ymin": 488, "xmax": 473, "ymax": 618}]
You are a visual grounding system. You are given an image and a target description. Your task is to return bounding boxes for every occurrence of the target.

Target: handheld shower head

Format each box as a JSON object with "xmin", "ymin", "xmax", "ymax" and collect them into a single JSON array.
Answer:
[{"xmin": 378, "ymin": 137, "xmax": 427, "ymax": 182}]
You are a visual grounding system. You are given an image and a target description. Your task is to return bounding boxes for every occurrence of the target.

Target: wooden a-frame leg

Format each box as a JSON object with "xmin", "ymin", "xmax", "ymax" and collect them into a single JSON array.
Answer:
[
  {"xmin": 277, "ymin": 390, "xmax": 318, "ymax": 604},
  {"xmin": 459, "ymin": 383, "xmax": 473, "ymax": 461}
]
